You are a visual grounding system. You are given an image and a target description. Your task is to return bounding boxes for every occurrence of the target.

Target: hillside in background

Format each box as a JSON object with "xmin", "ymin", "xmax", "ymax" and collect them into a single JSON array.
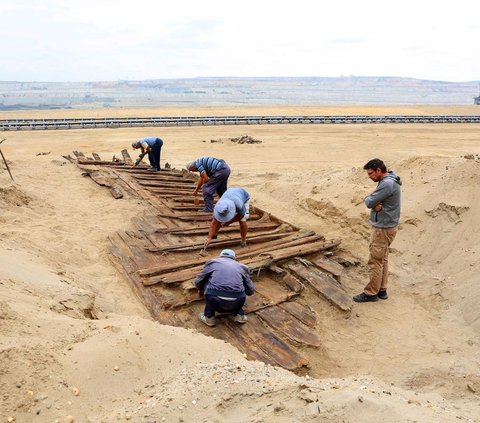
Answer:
[{"xmin": 1, "ymin": 76, "xmax": 479, "ymax": 110}]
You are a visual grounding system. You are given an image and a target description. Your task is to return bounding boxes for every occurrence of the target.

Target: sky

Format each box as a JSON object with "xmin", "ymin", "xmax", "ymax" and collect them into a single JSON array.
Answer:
[{"xmin": 0, "ymin": 0, "xmax": 478, "ymax": 82}]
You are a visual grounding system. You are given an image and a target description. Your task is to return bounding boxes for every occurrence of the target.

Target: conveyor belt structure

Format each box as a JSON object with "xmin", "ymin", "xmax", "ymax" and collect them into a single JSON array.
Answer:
[{"xmin": 2, "ymin": 114, "xmax": 480, "ymax": 131}]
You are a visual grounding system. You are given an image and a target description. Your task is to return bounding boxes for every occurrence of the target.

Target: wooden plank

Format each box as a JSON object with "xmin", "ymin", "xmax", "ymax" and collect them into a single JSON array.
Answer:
[
  {"xmin": 147, "ymin": 231, "xmax": 291, "ymax": 253},
  {"xmin": 147, "ymin": 187, "xmax": 195, "ymax": 195},
  {"xmin": 238, "ymin": 232, "xmax": 323, "ymax": 260},
  {"xmin": 227, "ymin": 315, "xmax": 308, "ymax": 371},
  {"xmin": 285, "ymin": 260, "xmax": 352, "ymax": 313},
  {"xmin": 133, "ymin": 175, "xmax": 195, "ymax": 184},
  {"xmin": 153, "ymin": 221, "xmax": 282, "ymax": 236},
  {"xmin": 108, "ymin": 234, "xmax": 164, "ymax": 318},
  {"xmin": 114, "ymin": 169, "xmax": 171, "ymax": 210},
  {"xmin": 257, "ymin": 306, "xmax": 322, "ymax": 347},
  {"xmin": 77, "ymin": 158, "xmax": 125, "ymax": 166},
  {"xmin": 279, "ymin": 301, "xmax": 317, "ymax": 328},
  {"xmin": 131, "ymin": 216, "xmax": 160, "ymax": 234},
  {"xmin": 116, "ymin": 167, "xmax": 179, "ymax": 176},
  {"xmin": 154, "ymin": 212, "xmax": 261, "ymax": 222},
  {"xmin": 254, "ymin": 277, "xmax": 298, "ymax": 303},
  {"xmin": 219, "ymin": 320, "xmax": 279, "ymax": 366},
  {"xmin": 121, "ymin": 149, "xmax": 134, "ymax": 164},
  {"xmin": 109, "ymin": 185, "xmax": 123, "ymax": 199},
  {"xmin": 85, "ymin": 170, "xmax": 111, "ymax": 187},
  {"xmin": 279, "ymin": 271, "xmax": 304, "ymax": 293},
  {"xmin": 309, "ymin": 256, "xmax": 344, "ymax": 280},
  {"xmin": 92, "ymin": 152, "xmax": 102, "ymax": 161},
  {"xmin": 332, "ymin": 250, "xmax": 361, "ymax": 267},
  {"xmin": 116, "ymin": 230, "xmax": 157, "ymax": 269},
  {"xmin": 141, "ymin": 239, "xmax": 341, "ymax": 286},
  {"xmin": 137, "ymin": 180, "xmax": 195, "ymax": 189}
]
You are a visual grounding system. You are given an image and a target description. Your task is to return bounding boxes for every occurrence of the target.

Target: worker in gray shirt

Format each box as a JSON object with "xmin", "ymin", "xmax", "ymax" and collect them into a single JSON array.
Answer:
[{"xmin": 354, "ymin": 158, "xmax": 402, "ymax": 303}]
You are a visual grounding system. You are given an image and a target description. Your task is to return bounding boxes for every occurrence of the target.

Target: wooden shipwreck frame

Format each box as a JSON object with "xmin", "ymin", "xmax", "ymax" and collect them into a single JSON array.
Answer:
[{"xmin": 68, "ymin": 149, "xmax": 357, "ymax": 372}]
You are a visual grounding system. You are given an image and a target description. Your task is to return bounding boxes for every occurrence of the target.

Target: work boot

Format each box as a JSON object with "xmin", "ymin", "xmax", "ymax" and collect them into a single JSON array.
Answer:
[
  {"xmin": 353, "ymin": 292, "xmax": 379, "ymax": 303},
  {"xmin": 377, "ymin": 290, "xmax": 388, "ymax": 300},
  {"xmin": 147, "ymin": 168, "xmax": 158, "ymax": 172},
  {"xmin": 199, "ymin": 313, "xmax": 216, "ymax": 327},
  {"xmin": 233, "ymin": 314, "xmax": 248, "ymax": 324}
]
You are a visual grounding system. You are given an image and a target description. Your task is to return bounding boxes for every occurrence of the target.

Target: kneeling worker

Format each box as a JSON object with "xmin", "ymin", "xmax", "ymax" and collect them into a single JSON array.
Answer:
[
  {"xmin": 195, "ymin": 249, "xmax": 254, "ymax": 326},
  {"xmin": 132, "ymin": 136, "xmax": 164, "ymax": 171},
  {"xmin": 205, "ymin": 187, "xmax": 250, "ymax": 248}
]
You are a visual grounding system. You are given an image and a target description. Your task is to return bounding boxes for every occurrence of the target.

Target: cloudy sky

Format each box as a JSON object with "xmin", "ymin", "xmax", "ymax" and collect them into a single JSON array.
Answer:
[{"xmin": 1, "ymin": 0, "xmax": 478, "ymax": 82}]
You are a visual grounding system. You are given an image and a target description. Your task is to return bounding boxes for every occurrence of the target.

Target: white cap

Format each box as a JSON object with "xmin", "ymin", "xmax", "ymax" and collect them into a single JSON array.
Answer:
[
  {"xmin": 219, "ymin": 249, "xmax": 236, "ymax": 259},
  {"xmin": 213, "ymin": 199, "xmax": 235, "ymax": 223}
]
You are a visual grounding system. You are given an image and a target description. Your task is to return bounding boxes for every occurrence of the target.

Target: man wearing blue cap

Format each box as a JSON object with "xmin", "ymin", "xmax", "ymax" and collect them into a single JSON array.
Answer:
[
  {"xmin": 205, "ymin": 187, "xmax": 250, "ymax": 248},
  {"xmin": 131, "ymin": 136, "xmax": 164, "ymax": 171},
  {"xmin": 195, "ymin": 249, "xmax": 255, "ymax": 327}
]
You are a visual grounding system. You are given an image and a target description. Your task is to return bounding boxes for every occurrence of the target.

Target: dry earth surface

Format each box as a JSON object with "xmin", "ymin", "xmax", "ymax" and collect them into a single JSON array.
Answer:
[{"xmin": 1, "ymin": 105, "xmax": 480, "ymax": 422}]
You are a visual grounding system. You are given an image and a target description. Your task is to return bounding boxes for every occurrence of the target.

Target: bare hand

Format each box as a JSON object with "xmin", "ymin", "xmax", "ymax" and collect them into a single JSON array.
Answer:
[{"xmin": 374, "ymin": 204, "xmax": 383, "ymax": 212}]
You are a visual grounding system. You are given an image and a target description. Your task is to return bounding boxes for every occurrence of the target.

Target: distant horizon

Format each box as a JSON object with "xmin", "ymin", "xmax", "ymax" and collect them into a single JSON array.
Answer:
[
  {"xmin": 2, "ymin": 75, "xmax": 479, "ymax": 84},
  {"xmin": 1, "ymin": 76, "xmax": 479, "ymax": 110}
]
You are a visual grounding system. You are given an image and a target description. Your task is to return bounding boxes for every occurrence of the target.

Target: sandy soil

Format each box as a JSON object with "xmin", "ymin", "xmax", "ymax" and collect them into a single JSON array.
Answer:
[{"xmin": 1, "ymin": 105, "xmax": 480, "ymax": 422}]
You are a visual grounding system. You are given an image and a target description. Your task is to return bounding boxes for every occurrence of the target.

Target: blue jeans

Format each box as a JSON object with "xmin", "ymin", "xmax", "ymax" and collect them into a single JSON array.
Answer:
[
  {"xmin": 204, "ymin": 294, "xmax": 245, "ymax": 318},
  {"xmin": 148, "ymin": 138, "xmax": 163, "ymax": 170}
]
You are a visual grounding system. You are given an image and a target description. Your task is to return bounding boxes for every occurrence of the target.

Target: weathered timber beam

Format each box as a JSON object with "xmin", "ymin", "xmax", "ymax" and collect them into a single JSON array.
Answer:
[
  {"xmin": 133, "ymin": 175, "xmax": 195, "ymax": 184},
  {"xmin": 257, "ymin": 306, "xmax": 322, "ymax": 347},
  {"xmin": 115, "ymin": 167, "xmax": 180, "ymax": 175},
  {"xmin": 147, "ymin": 231, "xmax": 292, "ymax": 252},
  {"xmin": 279, "ymin": 301, "xmax": 317, "ymax": 328},
  {"xmin": 153, "ymin": 212, "xmax": 261, "ymax": 222},
  {"xmin": 121, "ymin": 149, "xmax": 133, "ymax": 164},
  {"xmin": 227, "ymin": 315, "xmax": 308, "ymax": 371},
  {"xmin": 142, "ymin": 239, "xmax": 340, "ymax": 286},
  {"xmin": 146, "ymin": 187, "xmax": 194, "ymax": 195},
  {"xmin": 285, "ymin": 259, "xmax": 352, "ymax": 312},
  {"xmin": 139, "ymin": 231, "xmax": 312, "ymax": 276},
  {"xmin": 154, "ymin": 221, "xmax": 282, "ymax": 235},
  {"xmin": 137, "ymin": 180, "xmax": 195, "ymax": 188},
  {"xmin": 77, "ymin": 158, "xmax": 125, "ymax": 166}
]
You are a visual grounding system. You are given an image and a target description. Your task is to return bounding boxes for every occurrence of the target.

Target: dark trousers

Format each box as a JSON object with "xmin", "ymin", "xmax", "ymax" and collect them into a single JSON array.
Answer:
[
  {"xmin": 204, "ymin": 294, "xmax": 245, "ymax": 318},
  {"xmin": 202, "ymin": 161, "xmax": 231, "ymax": 212},
  {"xmin": 148, "ymin": 138, "xmax": 163, "ymax": 170}
]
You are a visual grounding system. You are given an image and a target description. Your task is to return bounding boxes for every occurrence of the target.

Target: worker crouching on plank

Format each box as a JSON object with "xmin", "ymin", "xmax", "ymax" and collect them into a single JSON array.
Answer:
[
  {"xmin": 131, "ymin": 136, "xmax": 164, "ymax": 171},
  {"xmin": 205, "ymin": 187, "xmax": 250, "ymax": 248},
  {"xmin": 195, "ymin": 249, "xmax": 254, "ymax": 327}
]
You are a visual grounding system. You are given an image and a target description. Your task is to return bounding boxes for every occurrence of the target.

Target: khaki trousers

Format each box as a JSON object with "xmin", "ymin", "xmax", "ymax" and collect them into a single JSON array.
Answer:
[{"xmin": 364, "ymin": 226, "xmax": 398, "ymax": 295}]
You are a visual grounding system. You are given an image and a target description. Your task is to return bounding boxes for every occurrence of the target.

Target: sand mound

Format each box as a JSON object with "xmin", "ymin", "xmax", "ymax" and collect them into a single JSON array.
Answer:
[{"xmin": 0, "ymin": 185, "xmax": 32, "ymax": 207}]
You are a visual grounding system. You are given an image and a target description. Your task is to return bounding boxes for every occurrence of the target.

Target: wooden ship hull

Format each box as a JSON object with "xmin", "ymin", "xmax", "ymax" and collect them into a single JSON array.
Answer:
[{"xmin": 68, "ymin": 150, "xmax": 357, "ymax": 372}]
